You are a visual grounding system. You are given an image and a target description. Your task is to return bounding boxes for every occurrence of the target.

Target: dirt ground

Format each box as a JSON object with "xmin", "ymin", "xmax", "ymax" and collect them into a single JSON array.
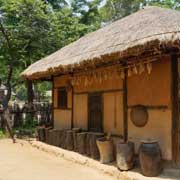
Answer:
[{"xmin": 0, "ymin": 139, "xmax": 114, "ymax": 180}]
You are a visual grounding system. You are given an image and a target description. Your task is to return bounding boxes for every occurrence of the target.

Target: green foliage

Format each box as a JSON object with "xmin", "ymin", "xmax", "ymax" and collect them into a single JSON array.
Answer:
[
  {"xmin": 100, "ymin": 0, "xmax": 180, "ymax": 23},
  {"xmin": 0, "ymin": 129, "xmax": 6, "ymax": 138},
  {"xmin": 70, "ymin": 0, "xmax": 102, "ymax": 31},
  {"xmin": 145, "ymin": 0, "xmax": 180, "ymax": 10},
  {"xmin": 100, "ymin": 0, "xmax": 143, "ymax": 22},
  {"xmin": 0, "ymin": 0, "xmax": 103, "ymax": 101}
]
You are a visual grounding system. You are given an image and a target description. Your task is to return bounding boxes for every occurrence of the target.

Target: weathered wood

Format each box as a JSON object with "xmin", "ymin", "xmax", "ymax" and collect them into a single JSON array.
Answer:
[
  {"xmin": 37, "ymin": 126, "xmax": 46, "ymax": 142},
  {"xmin": 72, "ymin": 128, "xmax": 81, "ymax": 152},
  {"xmin": 73, "ymin": 88, "xmax": 123, "ymax": 95},
  {"xmin": 59, "ymin": 129, "xmax": 67, "ymax": 148},
  {"xmin": 48, "ymin": 129, "xmax": 55, "ymax": 145},
  {"xmin": 86, "ymin": 132, "xmax": 91, "ymax": 156},
  {"xmin": 77, "ymin": 132, "xmax": 87, "ymax": 154},
  {"xmin": 45, "ymin": 127, "xmax": 52, "ymax": 144},
  {"xmin": 66, "ymin": 130, "xmax": 74, "ymax": 150}
]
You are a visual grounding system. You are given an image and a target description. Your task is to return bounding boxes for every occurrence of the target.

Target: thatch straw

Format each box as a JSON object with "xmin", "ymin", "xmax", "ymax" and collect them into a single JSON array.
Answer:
[{"xmin": 21, "ymin": 6, "xmax": 180, "ymax": 80}]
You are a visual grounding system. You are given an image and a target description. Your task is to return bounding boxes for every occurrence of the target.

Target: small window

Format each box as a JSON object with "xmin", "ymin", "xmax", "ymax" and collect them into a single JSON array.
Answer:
[{"xmin": 58, "ymin": 88, "xmax": 67, "ymax": 108}]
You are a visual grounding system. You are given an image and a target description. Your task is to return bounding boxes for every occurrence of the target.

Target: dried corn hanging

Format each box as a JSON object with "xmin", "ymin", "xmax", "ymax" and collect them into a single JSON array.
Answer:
[{"xmin": 147, "ymin": 62, "xmax": 152, "ymax": 74}]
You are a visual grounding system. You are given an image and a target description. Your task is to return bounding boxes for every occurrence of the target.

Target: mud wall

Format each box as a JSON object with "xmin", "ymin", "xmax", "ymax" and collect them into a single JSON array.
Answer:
[
  {"xmin": 53, "ymin": 66, "xmax": 124, "ymax": 135},
  {"xmin": 53, "ymin": 76, "xmax": 72, "ymax": 129},
  {"xmin": 127, "ymin": 56, "xmax": 172, "ymax": 160}
]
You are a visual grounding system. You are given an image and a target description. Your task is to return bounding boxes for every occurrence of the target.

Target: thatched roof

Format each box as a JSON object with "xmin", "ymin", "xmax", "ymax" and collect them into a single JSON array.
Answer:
[{"xmin": 22, "ymin": 6, "xmax": 180, "ymax": 80}]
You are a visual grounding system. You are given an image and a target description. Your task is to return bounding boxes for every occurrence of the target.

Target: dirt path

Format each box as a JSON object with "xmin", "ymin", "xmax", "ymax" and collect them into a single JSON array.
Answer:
[{"xmin": 0, "ymin": 139, "xmax": 114, "ymax": 180}]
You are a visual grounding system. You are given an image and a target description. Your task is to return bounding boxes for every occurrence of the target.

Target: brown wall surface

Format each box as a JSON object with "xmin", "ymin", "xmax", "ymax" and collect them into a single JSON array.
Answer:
[
  {"xmin": 74, "ymin": 67, "xmax": 123, "ymax": 93},
  {"xmin": 103, "ymin": 92, "xmax": 123, "ymax": 135},
  {"xmin": 127, "ymin": 56, "xmax": 172, "ymax": 160},
  {"xmin": 53, "ymin": 76, "xmax": 72, "ymax": 129},
  {"xmin": 53, "ymin": 66, "xmax": 124, "ymax": 134},
  {"xmin": 53, "ymin": 57, "xmax": 172, "ymax": 160},
  {"xmin": 128, "ymin": 109, "xmax": 172, "ymax": 160},
  {"xmin": 54, "ymin": 109, "xmax": 71, "ymax": 129},
  {"xmin": 54, "ymin": 75, "xmax": 70, "ymax": 88},
  {"xmin": 73, "ymin": 94, "xmax": 88, "ymax": 130},
  {"xmin": 127, "ymin": 56, "xmax": 171, "ymax": 106}
]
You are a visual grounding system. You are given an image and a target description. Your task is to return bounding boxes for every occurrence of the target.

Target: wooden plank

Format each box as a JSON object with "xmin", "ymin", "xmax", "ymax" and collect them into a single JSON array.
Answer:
[
  {"xmin": 171, "ymin": 53, "xmax": 180, "ymax": 166},
  {"xmin": 128, "ymin": 105, "xmax": 168, "ymax": 110},
  {"xmin": 123, "ymin": 68, "xmax": 128, "ymax": 142},
  {"xmin": 52, "ymin": 76, "xmax": 54, "ymax": 128},
  {"xmin": 73, "ymin": 88, "xmax": 123, "ymax": 95}
]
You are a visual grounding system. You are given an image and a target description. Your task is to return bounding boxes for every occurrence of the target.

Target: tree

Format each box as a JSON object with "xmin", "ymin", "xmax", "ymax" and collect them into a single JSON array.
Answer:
[
  {"xmin": 100, "ymin": 0, "xmax": 143, "ymax": 23},
  {"xmin": 100, "ymin": 0, "xmax": 180, "ymax": 23},
  {"xmin": 45, "ymin": 0, "xmax": 68, "ymax": 9},
  {"xmin": 145, "ymin": 0, "xmax": 180, "ymax": 10},
  {"xmin": 0, "ymin": 19, "xmax": 16, "ymax": 142},
  {"xmin": 70, "ymin": 0, "xmax": 102, "ymax": 31}
]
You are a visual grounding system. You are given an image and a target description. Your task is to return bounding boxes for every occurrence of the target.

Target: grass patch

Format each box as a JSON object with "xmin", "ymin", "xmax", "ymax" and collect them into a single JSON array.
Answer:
[{"xmin": 0, "ymin": 129, "xmax": 6, "ymax": 139}]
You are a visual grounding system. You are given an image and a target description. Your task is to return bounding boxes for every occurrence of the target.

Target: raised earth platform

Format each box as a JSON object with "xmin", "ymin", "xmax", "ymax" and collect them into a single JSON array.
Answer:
[{"xmin": 30, "ymin": 139, "xmax": 180, "ymax": 180}]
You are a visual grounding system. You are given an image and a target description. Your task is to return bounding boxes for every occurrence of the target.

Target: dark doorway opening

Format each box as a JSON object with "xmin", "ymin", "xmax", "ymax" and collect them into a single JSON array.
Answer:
[{"xmin": 88, "ymin": 93, "xmax": 103, "ymax": 132}]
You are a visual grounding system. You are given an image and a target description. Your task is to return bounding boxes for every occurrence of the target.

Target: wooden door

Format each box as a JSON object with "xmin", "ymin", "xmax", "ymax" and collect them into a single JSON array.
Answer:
[{"xmin": 88, "ymin": 93, "xmax": 103, "ymax": 132}]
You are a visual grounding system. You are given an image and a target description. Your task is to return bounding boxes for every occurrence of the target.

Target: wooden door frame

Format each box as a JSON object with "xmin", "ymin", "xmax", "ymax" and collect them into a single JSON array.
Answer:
[
  {"xmin": 171, "ymin": 53, "xmax": 179, "ymax": 165},
  {"xmin": 88, "ymin": 92, "xmax": 103, "ymax": 132}
]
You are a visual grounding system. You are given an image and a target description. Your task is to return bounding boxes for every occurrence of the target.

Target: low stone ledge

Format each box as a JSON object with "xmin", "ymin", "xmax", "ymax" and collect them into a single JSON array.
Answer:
[{"xmin": 29, "ymin": 140, "xmax": 179, "ymax": 180}]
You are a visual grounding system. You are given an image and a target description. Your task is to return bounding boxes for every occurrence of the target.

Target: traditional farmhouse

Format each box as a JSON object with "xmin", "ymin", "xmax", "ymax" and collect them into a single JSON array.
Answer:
[{"xmin": 22, "ymin": 6, "xmax": 180, "ymax": 165}]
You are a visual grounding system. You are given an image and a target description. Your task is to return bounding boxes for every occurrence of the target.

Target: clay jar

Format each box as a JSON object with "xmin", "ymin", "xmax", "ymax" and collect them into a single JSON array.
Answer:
[
  {"xmin": 96, "ymin": 137, "xmax": 114, "ymax": 164},
  {"xmin": 116, "ymin": 141, "xmax": 135, "ymax": 171},
  {"xmin": 139, "ymin": 140, "xmax": 162, "ymax": 177}
]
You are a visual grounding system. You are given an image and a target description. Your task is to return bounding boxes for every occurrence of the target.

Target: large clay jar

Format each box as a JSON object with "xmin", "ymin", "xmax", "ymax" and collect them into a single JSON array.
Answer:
[
  {"xmin": 139, "ymin": 140, "xmax": 162, "ymax": 177},
  {"xmin": 116, "ymin": 141, "xmax": 135, "ymax": 171},
  {"xmin": 89, "ymin": 132, "xmax": 104, "ymax": 159},
  {"xmin": 96, "ymin": 137, "xmax": 114, "ymax": 164}
]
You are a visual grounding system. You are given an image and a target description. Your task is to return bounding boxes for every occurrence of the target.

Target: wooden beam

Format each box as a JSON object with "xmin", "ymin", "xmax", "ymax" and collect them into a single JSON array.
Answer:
[
  {"xmin": 123, "ymin": 67, "xmax": 128, "ymax": 142},
  {"xmin": 52, "ymin": 76, "xmax": 54, "ymax": 128},
  {"xmin": 128, "ymin": 105, "xmax": 168, "ymax": 110},
  {"xmin": 73, "ymin": 88, "xmax": 123, "ymax": 95},
  {"xmin": 171, "ymin": 53, "xmax": 179, "ymax": 165}
]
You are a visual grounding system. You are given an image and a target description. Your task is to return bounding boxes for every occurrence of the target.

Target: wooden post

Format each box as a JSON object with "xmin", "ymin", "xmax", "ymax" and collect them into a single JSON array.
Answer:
[
  {"xmin": 71, "ymin": 85, "xmax": 74, "ymax": 129},
  {"xmin": 26, "ymin": 80, "xmax": 34, "ymax": 103},
  {"xmin": 171, "ymin": 53, "xmax": 180, "ymax": 166},
  {"xmin": 123, "ymin": 68, "xmax": 128, "ymax": 142},
  {"xmin": 52, "ymin": 76, "xmax": 54, "ymax": 128}
]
